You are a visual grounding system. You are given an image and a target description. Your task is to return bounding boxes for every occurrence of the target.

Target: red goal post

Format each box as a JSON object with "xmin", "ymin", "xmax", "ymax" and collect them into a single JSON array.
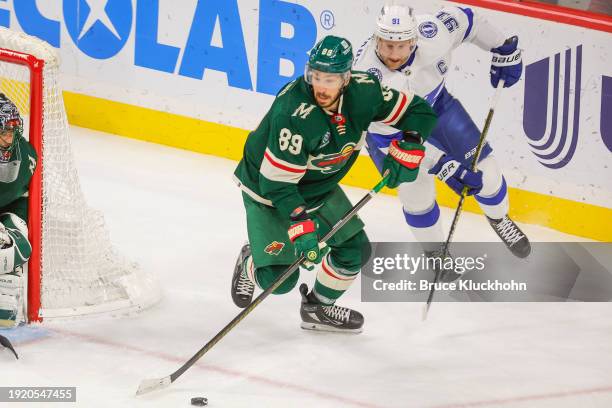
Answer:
[
  {"xmin": 0, "ymin": 28, "xmax": 160, "ymax": 323},
  {"xmin": 0, "ymin": 47, "xmax": 43, "ymax": 322}
]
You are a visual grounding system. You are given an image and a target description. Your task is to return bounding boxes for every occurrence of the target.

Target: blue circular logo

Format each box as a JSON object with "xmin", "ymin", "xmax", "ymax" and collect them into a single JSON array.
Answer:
[
  {"xmin": 418, "ymin": 22, "xmax": 438, "ymax": 39},
  {"xmin": 64, "ymin": 0, "xmax": 133, "ymax": 59},
  {"xmin": 367, "ymin": 67, "xmax": 383, "ymax": 82},
  {"xmin": 320, "ymin": 10, "xmax": 335, "ymax": 30}
]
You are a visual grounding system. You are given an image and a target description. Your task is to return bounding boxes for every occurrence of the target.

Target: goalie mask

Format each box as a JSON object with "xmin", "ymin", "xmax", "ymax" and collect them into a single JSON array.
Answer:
[{"xmin": 0, "ymin": 93, "xmax": 23, "ymax": 157}]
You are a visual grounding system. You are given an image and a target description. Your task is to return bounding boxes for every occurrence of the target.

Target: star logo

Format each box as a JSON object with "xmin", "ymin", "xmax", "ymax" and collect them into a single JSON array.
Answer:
[
  {"xmin": 63, "ymin": 0, "xmax": 132, "ymax": 59},
  {"xmin": 78, "ymin": 0, "xmax": 122, "ymax": 40}
]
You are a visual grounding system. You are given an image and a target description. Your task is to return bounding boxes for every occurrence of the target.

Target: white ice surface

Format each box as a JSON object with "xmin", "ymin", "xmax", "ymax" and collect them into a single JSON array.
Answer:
[{"xmin": 2, "ymin": 127, "xmax": 611, "ymax": 408}]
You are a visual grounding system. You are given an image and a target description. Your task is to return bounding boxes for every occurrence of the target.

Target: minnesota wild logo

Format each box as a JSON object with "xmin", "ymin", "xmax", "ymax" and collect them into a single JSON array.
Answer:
[
  {"xmin": 264, "ymin": 241, "xmax": 285, "ymax": 255},
  {"xmin": 308, "ymin": 143, "xmax": 355, "ymax": 174}
]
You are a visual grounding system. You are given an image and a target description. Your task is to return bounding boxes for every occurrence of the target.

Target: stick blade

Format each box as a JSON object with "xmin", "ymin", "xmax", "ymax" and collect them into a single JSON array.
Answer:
[
  {"xmin": 136, "ymin": 376, "xmax": 171, "ymax": 396},
  {"xmin": 0, "ymin": 334, "xmax": 18, "ymax": 360},
  {"xmin": 421, "ymin": 304, "xmax": 430, "ymax": 321}
]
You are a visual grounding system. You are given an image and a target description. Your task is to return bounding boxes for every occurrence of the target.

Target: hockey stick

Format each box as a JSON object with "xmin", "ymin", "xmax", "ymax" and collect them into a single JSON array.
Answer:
[
  {"xmin": 0, "ymin": 334, "xmax": 18, "ymax": 360},
  {"xmin": 422, "ymin": 79, "xmax": 506, "ymax": 321},
  {"xmin": 136, "ymin": 174, "xmax": 390, "ymax": 396}
]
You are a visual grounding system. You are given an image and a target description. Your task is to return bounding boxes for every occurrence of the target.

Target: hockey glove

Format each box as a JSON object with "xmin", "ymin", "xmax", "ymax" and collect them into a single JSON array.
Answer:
[
  {"xmin": 429, "ymin": 155, "xmax": 483, "ymax": 196},
  {"xmin": 288, "ymin": 208, "xmax": 327, "ymax": 269},
  {"xmin": 0, "ymin": 223, "xmax": 12, "ymax": 249},
  {"xmin": 382, "ymin": 140, "xmax": 425, "ymax": 189},
  {"xmin": 490, "ymin": 36, "xmax": 522, "ymax": 88}
]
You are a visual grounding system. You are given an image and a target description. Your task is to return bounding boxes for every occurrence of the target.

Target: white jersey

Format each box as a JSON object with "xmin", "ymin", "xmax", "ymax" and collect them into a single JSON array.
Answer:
[{"xmin": 354, "ymin": 5, "xmax": 507, "ymax": 138}]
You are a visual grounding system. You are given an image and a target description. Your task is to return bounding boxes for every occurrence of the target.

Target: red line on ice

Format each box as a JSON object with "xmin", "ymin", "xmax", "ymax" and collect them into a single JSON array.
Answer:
[
  {"xmin": 18, "ymin": 328, "xmax": 612, "ymax": 407},
  {"xmin": 41, "ymin": 328, "xmax": 385, "ymax": 408},
  {"xmin": 431, "ymin": 385, "xmax": 612, "ymax": 407}
]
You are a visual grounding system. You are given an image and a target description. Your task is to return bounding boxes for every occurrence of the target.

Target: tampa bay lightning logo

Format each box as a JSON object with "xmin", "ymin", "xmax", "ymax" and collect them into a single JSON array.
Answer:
[
  {"xmin": 418, "ymin": 22, "xmax": 438, "ymax": 38},
  {"xmin": 367, "ymin": 67, "xmax": 383, "ymax": 82},
  {"xmin": 63, "ymin": 0, "xmax": 132, "ymax": 59},
  {"xmin": 523, "ymin": 45, "xmax": 582, "ymax": 169}
]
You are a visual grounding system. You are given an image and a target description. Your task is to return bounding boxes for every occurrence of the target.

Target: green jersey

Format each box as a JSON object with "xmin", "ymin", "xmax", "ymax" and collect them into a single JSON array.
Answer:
[
  {"xmin": 234, "ymin": 72, "xmax": 437, "ymax": 218},
  {"xmin": 0, "ymin": 137, "xmax": 37, "ymax": 221}
]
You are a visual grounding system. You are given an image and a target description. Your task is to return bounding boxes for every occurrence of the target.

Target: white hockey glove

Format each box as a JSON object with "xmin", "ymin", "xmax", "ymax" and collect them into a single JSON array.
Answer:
[
  {"xmin": 0, "ymin": 268, "xmax": 24, "ymax": 327},
  {"xmin": 0, "ymin": 214, "xmax": 32, "ymax": 275},
  {"xmin": 0, "ymin": 222, "xmax": 12, "ymax": 248}
]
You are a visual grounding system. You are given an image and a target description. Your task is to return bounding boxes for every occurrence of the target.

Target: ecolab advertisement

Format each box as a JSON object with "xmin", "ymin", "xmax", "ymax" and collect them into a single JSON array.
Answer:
[{"xmin": 1, "ymin": 1, "xmax": 610, "ymax": 210}]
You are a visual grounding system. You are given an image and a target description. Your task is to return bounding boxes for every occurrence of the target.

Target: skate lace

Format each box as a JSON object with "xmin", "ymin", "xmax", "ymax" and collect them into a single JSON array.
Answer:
[
  {"xmin": 323, "ymin": 304, "xmax": 351, "ymax": 322},
  {"xmin": 495, "ymin": 217, "xmax": 524, "ymax": 247},
  {"xmin": 236, "ymin": 272, "xmax": 254, "ymax": 296}
]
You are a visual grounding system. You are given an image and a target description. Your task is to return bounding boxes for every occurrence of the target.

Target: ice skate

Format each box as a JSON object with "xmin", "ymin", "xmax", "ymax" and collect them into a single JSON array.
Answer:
[
  {"xmin": 231, "ymin": 243, "xmax": 255, "ymax": 308},
  {"xmin": 487, "ymin": 215, "xmax": 531, "ymax": 258},
  {"xmin": 299, "ymin": 284, "xmax": 363, "ymax": 334}
]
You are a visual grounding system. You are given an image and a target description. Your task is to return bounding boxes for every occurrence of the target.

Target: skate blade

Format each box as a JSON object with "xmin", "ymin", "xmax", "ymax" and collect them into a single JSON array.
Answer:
[{"xmin": 300, "ymin": 322, "xmax": 362, "ymax": 334}]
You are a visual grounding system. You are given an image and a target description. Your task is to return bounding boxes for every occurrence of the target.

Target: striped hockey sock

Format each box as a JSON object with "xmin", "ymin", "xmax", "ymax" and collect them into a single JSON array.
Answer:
[{"xmin": 313, "ymin": 254, "xmax": 359, "ymax": 305}]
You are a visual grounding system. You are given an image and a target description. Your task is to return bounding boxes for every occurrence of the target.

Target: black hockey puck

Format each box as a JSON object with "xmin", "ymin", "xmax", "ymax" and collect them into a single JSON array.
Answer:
[{"xmin": 190, "ymin": 397, "xmax": 208, "ymax": 406}]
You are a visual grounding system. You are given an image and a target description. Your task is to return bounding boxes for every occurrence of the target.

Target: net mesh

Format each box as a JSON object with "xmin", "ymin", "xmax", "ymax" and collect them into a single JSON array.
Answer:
[{"xmin": 0, "ymin": 28, "xmax": 160, "ymax": 318}]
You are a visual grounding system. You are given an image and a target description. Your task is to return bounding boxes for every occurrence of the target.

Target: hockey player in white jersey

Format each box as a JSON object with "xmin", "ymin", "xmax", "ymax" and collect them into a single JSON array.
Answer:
[{"xmin": 354, "ymin": 4, "xmax": 531, "ymax": 274}]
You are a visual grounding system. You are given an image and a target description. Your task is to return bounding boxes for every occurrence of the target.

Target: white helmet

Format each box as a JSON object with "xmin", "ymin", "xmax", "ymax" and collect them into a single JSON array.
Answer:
[{"xmin": 375, "ymin": 4, "xmax": 418, "ymax": 42}]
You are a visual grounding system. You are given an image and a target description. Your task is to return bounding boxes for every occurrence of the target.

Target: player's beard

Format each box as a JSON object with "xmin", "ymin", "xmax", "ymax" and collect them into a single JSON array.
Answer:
[
  {"xmin": 375, "ymin": 44, "xmax": 416, "ymax": 71},
  {"xmin": 315, "ymin": 90, "xmax": 341, "ymax": 110},
  {"xmin": 385, "ymin": 57, "xmax": 409, "ymax": 70}
]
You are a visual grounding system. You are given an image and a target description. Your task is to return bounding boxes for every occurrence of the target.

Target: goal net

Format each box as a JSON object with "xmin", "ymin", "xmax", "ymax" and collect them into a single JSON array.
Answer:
[{"xmin": 0, "ymin": 28, "xmax": 161, "ymax": 321}]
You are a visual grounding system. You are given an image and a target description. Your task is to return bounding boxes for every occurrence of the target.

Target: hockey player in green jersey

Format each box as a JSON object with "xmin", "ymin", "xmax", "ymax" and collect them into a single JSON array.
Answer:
[
  {"xmin": 231, "ymin": 35, "xmax": 437, "ymax": 333},
  {"xmin": 0, "ymin": 93, "xmax": 37, "ymax": 327}
]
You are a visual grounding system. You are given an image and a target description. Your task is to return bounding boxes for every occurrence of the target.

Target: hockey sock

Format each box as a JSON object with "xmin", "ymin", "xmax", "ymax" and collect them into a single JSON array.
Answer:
[
  {"xmin": 476, "ymin": 177, "xmax": 509, "ymax": 220},
  {"xmin": 403, "ymin": 203, "xmax": 445, "ymax": 250},
  {"xmin": 313, "ymin": 254, "xmax": 359, "ymax": 305}
]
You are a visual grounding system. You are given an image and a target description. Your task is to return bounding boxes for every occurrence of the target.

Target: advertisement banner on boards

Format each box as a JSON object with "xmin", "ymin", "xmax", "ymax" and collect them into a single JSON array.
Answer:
[{"xmin": 0, "ymin": 0, "xmax": 609, "ymax": 209}]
